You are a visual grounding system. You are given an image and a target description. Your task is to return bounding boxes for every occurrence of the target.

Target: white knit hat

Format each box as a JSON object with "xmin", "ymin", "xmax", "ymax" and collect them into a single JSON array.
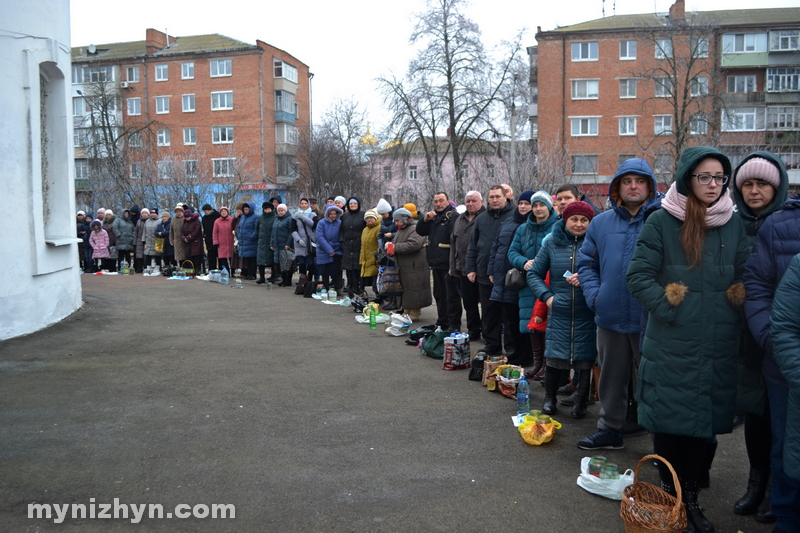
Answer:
[{"xmin": 376, "ymin": 198, "xmax": 392, "ymax": 215}]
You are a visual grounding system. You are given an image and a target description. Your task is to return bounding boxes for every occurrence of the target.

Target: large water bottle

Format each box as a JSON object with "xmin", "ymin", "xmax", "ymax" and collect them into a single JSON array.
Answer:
[
  {"xmin": 327, "ymin": 288, "xmax": 336, "ymax": 301},
  {"xmin": 517, "ymin": 374, "xmax": 530, "ymax": 421},
  {"xmin": 220, "ymin": 266, "xmax": 230, "ymax": 285}
]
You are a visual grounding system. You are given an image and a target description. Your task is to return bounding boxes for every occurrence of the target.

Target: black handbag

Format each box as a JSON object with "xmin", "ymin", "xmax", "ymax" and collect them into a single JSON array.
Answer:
[{"xmin": 504, "ymin": 267, "xmax": 525, "ymax": 290}]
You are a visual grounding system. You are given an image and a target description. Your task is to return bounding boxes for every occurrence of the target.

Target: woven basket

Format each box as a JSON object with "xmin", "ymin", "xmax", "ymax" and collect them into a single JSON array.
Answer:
[
  {"xmin": 179, "ymin": 260, "xmax": 195, "ymax": 276},
  {"xmin": 620, "ymin": 454, "xmax": 687, "ymax": 533}
]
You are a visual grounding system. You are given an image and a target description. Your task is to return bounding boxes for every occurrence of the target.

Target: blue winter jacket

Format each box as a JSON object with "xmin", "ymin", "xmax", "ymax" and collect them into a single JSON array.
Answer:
[
  {"xmin": 316, "ymin": 205, "xmax": 343, "ymax": 266},
  {"xmin": 507, "ymin": 208, "xmax": 558, "ymax": 332},
  {"xmin": 236, "ymin": 202, "xmax": 259, "ymax": 258},
  {"xmin": 488, "ymin": 209, "xmax": 528, "ymax": 304},
  {"xmin": 577, "ymin": 157, "xmax": 660, "ymax": 334},
  {"xmin": 271, "ymin": 212, "xmax": 294, "ymax": 251}
]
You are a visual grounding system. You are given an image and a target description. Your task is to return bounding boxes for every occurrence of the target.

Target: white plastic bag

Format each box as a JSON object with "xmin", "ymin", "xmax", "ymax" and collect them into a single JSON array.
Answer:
[{"xmin": 576, "ymin": 456, "xmax": 634, "ymax": 500}]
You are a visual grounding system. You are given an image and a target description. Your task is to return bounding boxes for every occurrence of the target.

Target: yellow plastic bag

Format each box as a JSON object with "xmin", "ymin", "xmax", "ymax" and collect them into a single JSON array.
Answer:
[{"xmin": 518, "ymin": 416, "xmax": 563, "ymax": 445}]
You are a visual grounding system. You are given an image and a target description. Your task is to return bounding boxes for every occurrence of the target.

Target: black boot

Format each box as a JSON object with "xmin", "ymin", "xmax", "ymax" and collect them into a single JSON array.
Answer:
[
  {"xmin": 734, "ymin": 468, "xmax": 769, "ymax": 515},
  {"xmin": 256, "ymin": 265, "xmax": 266, "ymax": 284},
  {"xmin": 755, "ymin": 482, "xmax": 776, "ymax": 523},
  {"xmin": 682, "ymin": 480, "xmax": 714, "ymax": 533},
  {"xmin": 572, "ymin": 368, "xmax": 591, "ymax": 419},
  {"xmin": 542, "ymin": 367, "xmax": 559, "ymax": 415},
  {"xmin": 660, "ymin": 480, "xmax": 677, "ymax": 497},
  {"xmin": 699, "ymin": 440, "xmax": 717, "ymax": 489}
]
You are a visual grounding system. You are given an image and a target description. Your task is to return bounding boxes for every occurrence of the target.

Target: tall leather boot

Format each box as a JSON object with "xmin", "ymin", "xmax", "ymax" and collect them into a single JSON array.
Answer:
[
  {"xmin": 529, "ymin": 334, "xmax": 544, "ymax": 380},
  {"xmin": 281, "ymin": 271, "xmax": 292, "ymax": 286},
  {"xmin": 256, "ymin": 265, "xmax": 266, "ymax": 284},
  {"xmin": 734, "ymin": 467, "xmax": 769, "ymax": 515},
  {"xmin": 682, "ymin": 480, "xmax": 714, "ymax": 533},
  {"xmin": 699, "ymin": 440, "xmax": 717, "ymax": 489},
  {"xmin": 542, "ymin": 367, "xmax": 560, "ymax": 415},
  {"xmin": 572, "ymin": 368, "xmax": 591, "ymax": 419}
]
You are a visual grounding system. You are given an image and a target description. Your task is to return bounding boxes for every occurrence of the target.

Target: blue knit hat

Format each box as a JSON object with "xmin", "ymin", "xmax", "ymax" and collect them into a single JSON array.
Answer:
[{"xmin": 518, "ymin": 190, "xmax": 535, "ymax": 204}]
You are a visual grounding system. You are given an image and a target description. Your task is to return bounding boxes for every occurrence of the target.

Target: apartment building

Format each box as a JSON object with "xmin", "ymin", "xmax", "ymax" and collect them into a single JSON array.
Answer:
[
  {"xmin": 72, "ymin": 29, "xmax": 310, "ymax": 210},
  {"xmin": 534, "ymin": 0, "xmax": 800, "ymax": 195}
]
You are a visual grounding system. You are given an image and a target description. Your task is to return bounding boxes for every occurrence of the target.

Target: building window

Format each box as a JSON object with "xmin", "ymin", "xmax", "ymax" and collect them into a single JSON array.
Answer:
[
  {"xmin": 690, "ymin": 76, "xmax": 709, "ymax": 97},
  {"xmin": 655, "ymin": 39, "xmax": 673, "ymax": 59},
  {"xmin": 130, "ymin": 162, "xmax": 142, "ymax": 179},
  {"xmin": 157, "ymin": 160, "xmax": 171, "ymax": 179},
  {"xmin": 213, "ymin": 158, "xmax": 235, "ymax": 177},
  {"xmin": 72, "ymin": 96, "xmax": 85, "ymax": 116},
  {"xmin": 408, "ymin": 166, "xmax": 418, "ymax": 180},
  {"xmin": 129, "ymin": 132, "xmax": 142, "ymax": 148},
  {"xmin": 157, "ymin": 129, "xmax": 170, "ymax": 146},
  {"xmin": 211, "ymin": 91, "xmax": 233, "ymax": 110},
  {"xmin": 768, "ymin": 107, "xmax": 798, "ymax": 130},
  {"xmin": 692, "ymin": 37, "xmax": 709, "ymax": 58},
  {"xmin": 155, "ymin": 96, "xmax": 169, "ymax": 114},
  {"xmin": 572, "ymin": 155, "xmax": 597, "ymax": 174},
  {"xmin": 487, "ymin": 164, "xmax": 495, "ymax": 178},
  {"xmin": 155, "ymin": 64, "xmax": 168, "ymax": 81},
  {"xmin": 76, "ymin": 65, "xmax": 113, "ymax": 82},
  {"xmin": 459, "ymin": 166, "xmax": 469, "ymax": 181},
  {"xmin": 618, "ymin": 154, "xmax": 636, "ymax": 167},
  {"xmin": 654, "ymin": 77, "xmax": 674, "ymax": 97},
  {"xmin": 383, "ymin": 166, "xmax": 392, "ymax": 180},
  {"xmin": 571, "ymin": 41, "xmax": 598, "ymax": 61},
  {"xmin": 571, "ymin": 79, "xmax": 599, "ymax": 99},
  {"xmin": 181, "ymin": 62, "xmax": 194, "ymax": 80},
  {"xmin": 127, "ymin": 97, "xmax": 141, "ymax": 116},
  {"xmin": 722, "ymin": 107, "xmax": 764, "ymax": 131},
  {"xmin": 690, "ymin": 115, "xmax": 708, "ymax": 134},
  {"xmin": 571, "ymin": 117, "xmax": 599, "ymax": 136},
  {"xmin": 620, "ymin": 40, "xmax": 636, "ymax": 60},
  {"xmin": 126, "ymin": 66, "xmax": 139, "ymax": 83},
  {"xmin": 75, "ymin": 159, "xmax": 89, "ymax": 179},
  {"xmin": 619, "ymin": 78, "xmax": 637, "ymax": 98},
  {"xmin": 275, "ymin": 124, "xmax": 298, "ymax": 144},
  {"xmin": 767, "ymin": 68, "xmax": 799, "ymax": 92},
  {"xmin": 184, "ymin": 160, "xmax": 198, "ymax": 179},
  {"xmin": 74, "ymin": 128, "xmax": 90, "ymax": 147},
  {"xmin": 727, "ymin": 75, "xmax": 756, "ymax": 93},
  {"xmin": 275, "ymin": 90, "xmax": 296, "ymax": 114},
  {"xmin": 183, "ymin": 127, "xmax": 196, "ymax": 145},
  {"xmin": 210, "ymin": 59, "xmax": 232, "ymax": 77},
  {"xmin": 274, "ymin": 59, "xmax": 298, "ymax": 82},
  {"xmin": 212, "ymin": 126, "xmax": 234, "ymax": 144},
  {"xmin": 723, "ymin": 33, "xmax": 767, "ymax": 53},
  {"xmin": 654, "ymin": 154, "xmax": 672, "ymax": 175},
  {"xmin": 182, "ymin": 94, "xmax": 195, "ymax": 112},
  {"xmin": 654, "ymin": 115, "xmax": 673, "ymax": 135},
  {"xmin": 276, "ymin": 155, "xmax": 298, "ymax": 177},
  {"xmin": 771, "ymin": 30, "xmax": 800, "ymax": 51},
  {"xmin": 619, "ymin": 117, "xmax": 637, "ymax": 136}
]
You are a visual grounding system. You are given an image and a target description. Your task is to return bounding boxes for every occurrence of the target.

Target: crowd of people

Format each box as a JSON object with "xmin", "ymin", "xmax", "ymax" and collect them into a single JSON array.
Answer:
[{"xmin": 76, "ymin": 147, "xmax": 799, "ymax": 533}]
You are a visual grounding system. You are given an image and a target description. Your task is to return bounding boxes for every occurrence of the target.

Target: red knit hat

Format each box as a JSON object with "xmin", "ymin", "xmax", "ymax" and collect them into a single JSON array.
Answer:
[{"xmin": 561, "ymin": 201, "xmax": 594, "ymax": 221}]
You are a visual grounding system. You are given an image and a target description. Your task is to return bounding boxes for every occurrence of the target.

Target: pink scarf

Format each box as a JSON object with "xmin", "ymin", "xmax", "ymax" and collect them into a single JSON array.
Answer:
[{"xmin": 661, "ymin": 182, "xmax": 733, "ymax": 228}]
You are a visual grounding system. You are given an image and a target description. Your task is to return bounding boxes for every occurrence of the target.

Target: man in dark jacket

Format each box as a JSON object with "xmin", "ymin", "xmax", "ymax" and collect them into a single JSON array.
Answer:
[
  {"xmin": 416, "ymin": 192, "xmax": 459, "ymax": 330},
  {"xmin": 450, "ymin": 192, "xmax": 485, "ymax": 340},
  {"xmin": 576, "ymin": 158, "xmax": 659, "ymax": 450},
  {"xmin": 201, "ymin": 204, "xmax": 220, "ymax": 273},
  {"xmin": 466, "ymin": 185, "xmax": 514, "ymax": 355}
]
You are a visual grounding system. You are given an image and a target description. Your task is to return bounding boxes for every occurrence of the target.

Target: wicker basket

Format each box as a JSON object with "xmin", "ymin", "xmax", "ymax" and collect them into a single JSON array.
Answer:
[
  {"xmin": 179, "ymin": 260, "xmax": 195, "ymax": 276},
  {"xmin": 620, "ymin": 454, "xmax": 687, "ymax": 533}
]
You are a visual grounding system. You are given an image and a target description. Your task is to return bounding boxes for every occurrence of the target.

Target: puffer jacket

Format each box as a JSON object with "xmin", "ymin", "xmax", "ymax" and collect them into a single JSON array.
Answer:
[
  {"xmin": 102, "ymin": 216, "xmax": 117, "ymax": 247},
  {"xmin": 316, "ymin": 205, "xmax": 343, "ymax": 266},
  {"xmin": 466, "ymin": 201, "xmax": 514, "ymax": 285},
  {"xmin": 528, "ymin": 219, "xmax": 596, "ymax": 364},
  {"xmin": 271, "ymin": 211, "xmax": 294, "ymax": 252},
  {"xmin": 416, "ymin": 204, "xmax": 456, "ymax": 270},
  {"xmin": 340, "ymin": 198, "xmax": 366, "ymax": 271},
  {"xmin": 450, "ymin": 207, "xmax": 485, "ymax": 275},
  {"xmin": 292, "ymin": 211, "xmax": 316, "ymax": 257},
  {"xmin": 213, "ymin": 215, "xmax": 235, "ymax": 259},
  {"xmin": 487, "ymin": 208, "xmax": 528, "ymax": 304},
  {"xmin": 256, "ymin": 209, "xmax": 276, "ymax": 266},
  {"xmin": 392, "ymin": 219, "xmax": 432, "ymax": 310},
  {"xmin": 236, "ymin": 202, "xmax": 259, "ymax": 258},
  {"xmin": 360, "ymin": 220, "xmax": 380, "ymax": 278},
  {"xmin": 181, "ymin": 213, "xmax": 204, "ymax": 257},
  {"xmin": 143, "ymin": 217, "xmax": 161, "ymax": 256},
  {"xmin": 89, "ymin": 223, "xmax": 110, "ymax": 259},
  {"xmin": 155, "ymin": 219, "xmax": 174, "ymax": 257},
  {"xmin": 577, "ymin": 157, "xmax": 660, "ymax": 334},
  {"xmin": 113, "ymin": 215, "xmax": 136, "ymax": 252},
  {"xmin": 508, "ymin": 208, "xmax": 558, "ymax": 332}
]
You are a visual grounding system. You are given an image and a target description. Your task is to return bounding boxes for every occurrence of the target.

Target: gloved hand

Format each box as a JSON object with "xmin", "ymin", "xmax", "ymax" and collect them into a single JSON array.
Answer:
[{"xmin": 297, "ymin": 239, "xmax": 305, "ymax": 247}]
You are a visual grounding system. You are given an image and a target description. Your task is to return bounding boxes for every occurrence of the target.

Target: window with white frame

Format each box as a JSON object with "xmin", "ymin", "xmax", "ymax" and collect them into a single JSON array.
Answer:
[
  {"xmin": 211, "ymin": 91, "xmax": 233, "ymax": 110},
  {"xmin": 126, "ymin": 66, "xmax": 139, "ymax": 83},
  {"xmin": 692, "ymin": 37, "xmax": 709, "ymax": 58},
  {"xmin": 619, "ymin": 78, "xmax": 637, "ymax": 98},
  {"xmin": 723, "ymin": 33, "xmax": 767, "ymax": 53},
  {"xmin": 157, "ymin": 160, "xmax": 171, "ymax": 179},
  {"xmin": 127, "ymin": 97, "xmax": 141, "ymax": 116},
  {"xmin": 182, "ymin": 94, "xmax": 195, "ymax": 112},
  {"xmin": 155, "ymin": 96, "xmax": 169, "ymax": 114},
  {"xmin": 155, "ymin": 64, "xmax": 168, "ymax": 81},
  {"xmin": 620, "ymin": 40, "xmax": 636, "ymax": 60},
  {"xmin": 181, "ymin": 62, "xmax": 194, "ymax": 80},
  {"xmin": 487, "ymin": 164, "xmax": 495, "ymax": 178},
  {"xmin": 459, "ymin": 166, "xmax": 469, "ymax": 181},
  {"xmin": 654, "ymin": 115, "xmax": 673, "ymax": 135},
  {"xmin": 571, "ymin": 79, "xmax": 599, "ymax": 99},
  {"xmin": 383, "ymin": 166, "xmax": 392, "ymax": 180},
  {"xmin": 275, "ymin": 123, "xmax": 298, "ymax": 144},
  {"xmin": 690, "ymin": 115, "xmax": 708, "ymax": 134},
  {"xmin": 690, "ymin": 76, "xmax": 709, "ymax": 97},
  {"xmin": 768, "ymin": 107, "xmax": 798, "ymax": 130},
  {"xmin": 157, "ymin": 129, "xmax": 170, "ymax": 146},
  {"xmin": 654, "ymin": 154, "xmax": 672, "ymax": 175},
  {"xmin": 727, "ymin": 75, "xmax": 756, "ymax": 93},
  {"xmin": 619, "ymin": 117, "xmax": 637, "ymax": 136},
  {"xmin": 274, "ymin": 91, "xmax": 296, "ymax": 114},
  {"xmin": 184, "ymin": 160, "xmax": 198, "ymax": 179},
  {"xmin": 571, "ymin": 41, "xmax": 598, "ymax": 61},
  {"xmin": 722, "ymin": 107, "xmax": 763, "ymax": 131},
  {"xmin": 273, "ymin": 59, "xmax": 298, "ymax": 82},
  {"xmin": 767, "ymin": 68, "xmax": 799, "ymax": 92},
  {"xmin": 770, "ymin": 30, "xmax": 800, "ymax": 51},
  {"xmin": 75, "ymin": 159, "xmax": 89, "ymax": 179},
  {"xmin": 128, "ymin": 131, "xmax": 142, "ymax": 148},
  {"xmin": 85, "ymin": 66, "xmax": 114, "ymax": 82},
  {"xmin": 276, "ymin": 155, "xmax": 298, "ymax": 177},
  {"xmin": 654, "ymin": 77, "xmax": 674, "ymax": 97},
  {"xmin": 213, "ymin": 158, "xmax": 235, "ymax": 177},
  {"xmin": 572, "ymin": 155, "xmax": 598, "ymax": 174},
  {"xmin": 408, "ymin": 166, "xmax": 418, "ymax": 180},
  {"xmin": 210, "ymin": 59, "xmax": 232, "ymax": 77},
  {"xmin": 212, "ymin": 126, "xmax": 234, "ymax": 144},
  {"xmin": 183, "ymin": 127, "xmax": 196, "ymax": 145},
  {"xmin": 571, "ymin": 117, "xmax": 599, "ymax": 136},
  {"xmin": 72, "ymin": 96, "xmax": 85, "ymax": 116},
  {"xmin": 656, "ymin": 39, "xmax": 673, "ymax": 58},
  {"xmin": 74, "ymin": 128, "xmax": 90, "ymax": 147},
  {"xmin": 130, "ymin": 162, "xmax": 142, "ymax": 179}
]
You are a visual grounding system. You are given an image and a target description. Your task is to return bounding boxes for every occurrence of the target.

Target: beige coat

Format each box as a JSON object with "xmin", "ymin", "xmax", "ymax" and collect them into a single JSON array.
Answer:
[
  {"xmin": 169, "ymin": 214, "xmax": 186, "ymax": 262},
  {"xmin": 393, "ymin": 219, "xmax": 432, "ymax": 309}
]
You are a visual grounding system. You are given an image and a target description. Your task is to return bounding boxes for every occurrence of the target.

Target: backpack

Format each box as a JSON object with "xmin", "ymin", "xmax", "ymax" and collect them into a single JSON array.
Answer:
[
  {"xmin": 302, "ymin": 279, "xmax": 316, "ymax": 298},
  {"xmin": 295, "ymin": 273, "xmax": 309, "ymax": 295}
]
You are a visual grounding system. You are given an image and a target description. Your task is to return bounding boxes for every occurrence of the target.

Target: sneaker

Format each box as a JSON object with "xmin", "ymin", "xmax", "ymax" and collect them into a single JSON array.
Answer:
[
  {"xmin": 577, "ymin": 429, "xmax": 624, "ymax": 450},
  {"xmin": 557, "ymin": 383, "xmax": 574, "ymax": 396},
  {"xmin": 560, "ymin": 392, "xmax": 578, "ymax": 406}
]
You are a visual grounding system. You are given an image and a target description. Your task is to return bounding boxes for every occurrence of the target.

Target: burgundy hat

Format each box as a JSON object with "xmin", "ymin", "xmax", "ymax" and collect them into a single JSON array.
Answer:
[{"xmin": 561, "ymin": 201, "xmax": 594, "ymax": 222}]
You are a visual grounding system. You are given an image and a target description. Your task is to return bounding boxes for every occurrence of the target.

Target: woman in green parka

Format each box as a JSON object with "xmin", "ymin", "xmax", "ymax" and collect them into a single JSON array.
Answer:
[{"xmin": 626, "ymin": 146, "xmax": 749, "ymax": 533}]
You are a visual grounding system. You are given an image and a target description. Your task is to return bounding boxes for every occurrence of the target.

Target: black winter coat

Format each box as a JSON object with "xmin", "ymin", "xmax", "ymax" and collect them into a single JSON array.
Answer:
[
  {"xmin": 340, "ymin": 204, "xmax": 366, "ymax": 271},
  {"xmin": 416, "ymin": 204, "xmax": 456, "ymax": 270},
  {"xmin": 202, "ymin": 210, "xmax": 220, "ymax": 249},
  {"xmin": 488, "ymin": 208, "xmax": 527, "ymax": 304},
  {"xmin": 465, "ymin": 201, "xmax": 514, "ymax": 285}
]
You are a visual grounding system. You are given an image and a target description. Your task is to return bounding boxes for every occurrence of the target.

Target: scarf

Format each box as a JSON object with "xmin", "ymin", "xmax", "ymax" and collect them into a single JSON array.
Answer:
[
  {"xmin": 297, "ymin": 207, "xmax": 312, "ymax": 216},
  {"xmin": 661, "ymin": 182, "xmax": 733, "ymax": 228}
]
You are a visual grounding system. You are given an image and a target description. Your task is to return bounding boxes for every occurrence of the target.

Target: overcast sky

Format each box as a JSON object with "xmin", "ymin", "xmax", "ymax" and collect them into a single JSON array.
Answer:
[{"xmin": 71, "ymin": 0, "xmax": 798, "ymax": 133}]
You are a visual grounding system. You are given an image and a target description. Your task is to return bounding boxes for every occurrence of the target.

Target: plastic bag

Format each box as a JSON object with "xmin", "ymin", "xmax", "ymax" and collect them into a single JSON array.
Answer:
[
  {"xmin": 518, "ymin": 415, "xmax": 562, "ymax": 445},
  {"xmin": 355, "ymin": 313, "xmax": 389, "ymax": 324},
  {"xmin": 487, "ymin": 364, "xmax": 523, "ymax": 398},
  {"xmin": 577, "ymin": 456, "xmax": 634, "ymax": 500},
  {"xmin": 442, "ymin": 334, "xmax": 471, "ymax": 370},
  {"xmin": 420, "ymin": 330, "xmax": 450, "ymax": 359}
]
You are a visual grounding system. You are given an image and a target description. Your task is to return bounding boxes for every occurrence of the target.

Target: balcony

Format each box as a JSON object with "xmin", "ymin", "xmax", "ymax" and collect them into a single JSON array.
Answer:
[
  {"xmin": 274, "ymin": 110, "xmax": 295, "ymax": 124},
  {"xmin": 721, "ymin": 52, "xmax": 768, "ymax": 68},
  {"xmin": 75, "ymin": 179, "xmax": 91, "ymax": 191},
  {"xmin": 722, "ymin": 91, "xmax": 800, "ymax": 106}
]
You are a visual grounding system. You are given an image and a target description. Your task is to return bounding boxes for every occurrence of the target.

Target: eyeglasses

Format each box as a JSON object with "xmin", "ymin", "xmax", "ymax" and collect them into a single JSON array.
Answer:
[{"xmin": 692, "ymin": 173, "xmax": 729, "ymax": 185}]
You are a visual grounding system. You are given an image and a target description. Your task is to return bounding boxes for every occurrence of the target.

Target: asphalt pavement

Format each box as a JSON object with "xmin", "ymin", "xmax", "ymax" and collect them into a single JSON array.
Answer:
[{"xmin": 0, "ymin": 273, "xmax": 774, "ymax": 532}]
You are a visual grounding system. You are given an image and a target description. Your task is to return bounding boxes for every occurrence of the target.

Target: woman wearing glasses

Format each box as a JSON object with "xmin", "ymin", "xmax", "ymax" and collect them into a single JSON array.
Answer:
[{"xmin": 627, "ymin": 146, "xmax": 749, "ymax": 533}]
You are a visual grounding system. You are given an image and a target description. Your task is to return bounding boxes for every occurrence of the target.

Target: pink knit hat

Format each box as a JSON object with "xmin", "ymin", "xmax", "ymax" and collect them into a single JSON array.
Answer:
[{"xmin": 735, "ymin": 157, "xmax": 780, "ymax": 190}]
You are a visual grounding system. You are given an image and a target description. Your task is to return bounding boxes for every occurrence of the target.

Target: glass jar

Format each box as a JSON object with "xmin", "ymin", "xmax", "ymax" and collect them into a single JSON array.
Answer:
[{"xmin": 600, "ymin": 464, "xmax": 619, "ymax": 479}]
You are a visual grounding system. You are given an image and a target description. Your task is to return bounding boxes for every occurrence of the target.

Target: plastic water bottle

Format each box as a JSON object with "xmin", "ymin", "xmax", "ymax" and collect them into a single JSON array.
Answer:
[
  {"xmin": 120, "ymin": 258, "xmax": 129, "ymax": 275},
  {"xmin": 220, "ymin": 266, "xmax": 230, "ymax": 285},
  {"xmin": 316, "ymin": 284, "xmax": 324, "ymax": 296},
  {"xmin": 327, "ymin": 288, "xmax": 336, "ymax": 301},
  {"xmin": 517, "ymin": 374, "xmax": 530, "ymax": 421},
  {"xmin": 369, "ymin": 308, "xmax": 377, "ymax": 330}
]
